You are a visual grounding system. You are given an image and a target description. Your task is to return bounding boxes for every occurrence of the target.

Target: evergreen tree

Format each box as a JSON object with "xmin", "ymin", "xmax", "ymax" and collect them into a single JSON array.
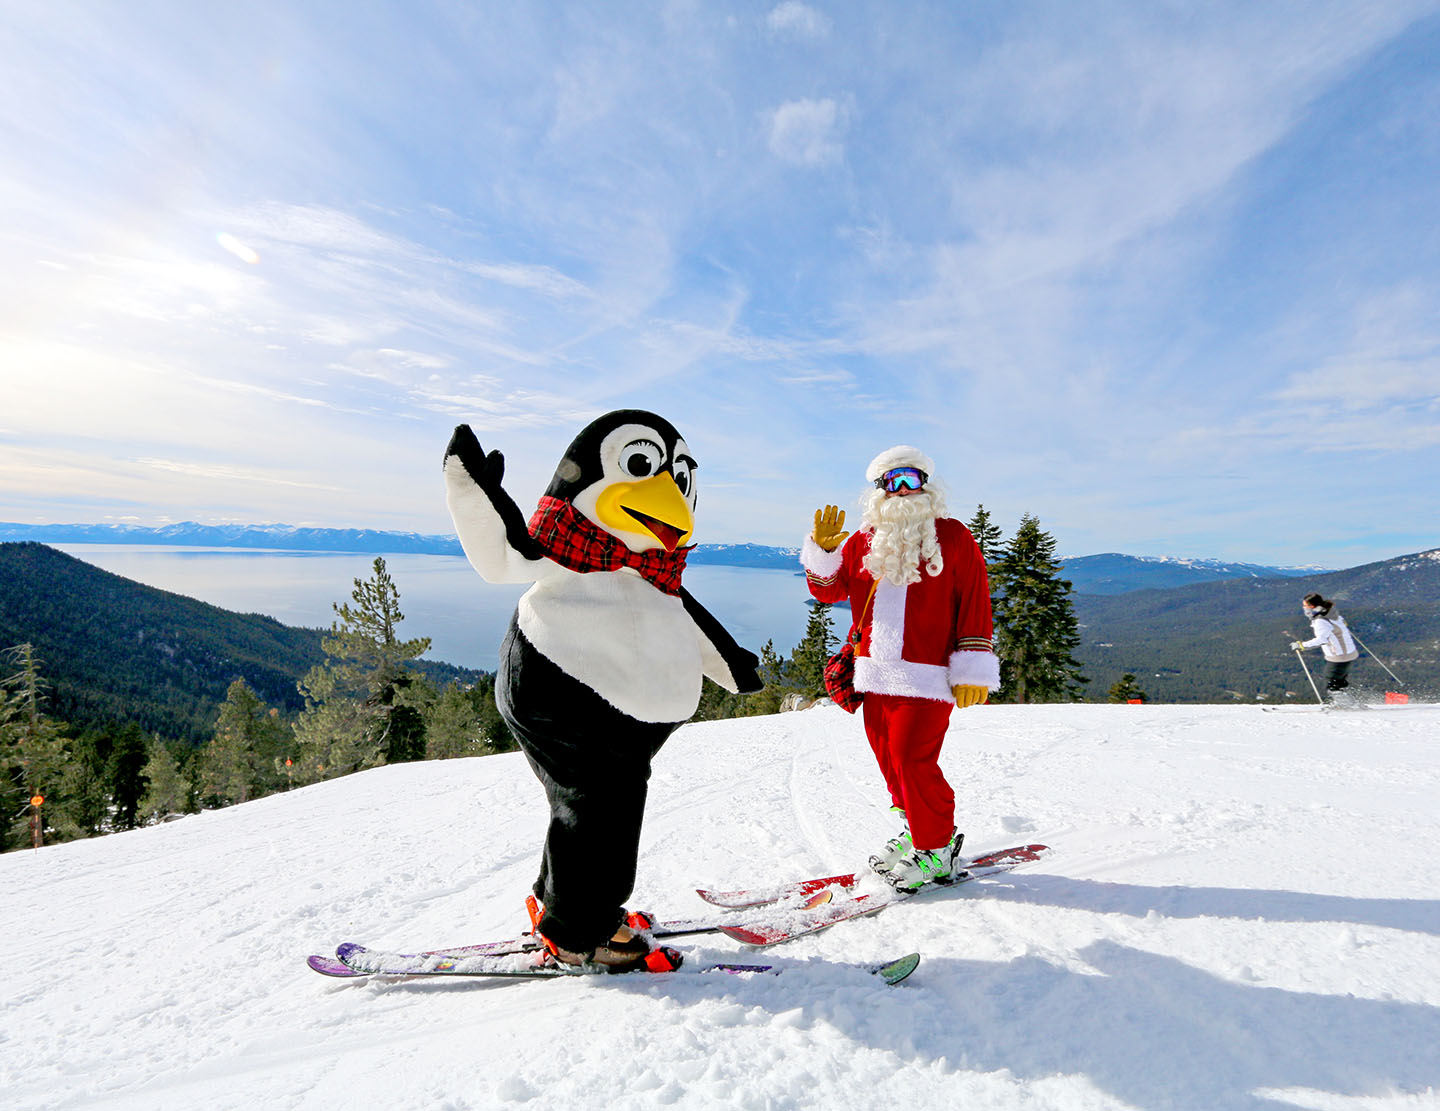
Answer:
[
  {"xmin": 292, "ymin": 663, "xmax": 381, "ymax": 783},
  {"xmin": 107, "ymin": 723, "xmax": 151, "ymax": 830},
  {"xmin": 65, "ymin": 729, "xmax": 112, "ymax": 838},
  {"xmin": 1107, "ymin": 673, "xmax": 1147, "ymax": 704},
  {"xmin": 1, "ymin": 644, "xmax": 72, "ymax": 848},
  {"xmin": 424, "ymin": 682, "xmax": 484, "ymax": 760},
  {"xmin": 201, "ymin": 679, "xmax": 285, "ymax": 806},
  {"xmin": 991, "ymin": 515, "xmax": 1088, "ymax": 704},
  {"xmin": 789, "ymin": 603, "xmax": 837, "ymax": 698},
  {"xmin": 139, "ymin": 739, "xmax": 189, "ymax": 824},
  {"xmin": 293, "ymin": 558, "xmax": 432, "ymax": 779},
  {"xmin": 742, "ymin": 639, "xmax": 790, "ymax": 716},
  {"xmin": 966, "ymin": 504, "xmax": 1006, "ymax": 564},
  {"xmin": 473, "ymin": 674, "xmax": 515, "ymax": 753}
]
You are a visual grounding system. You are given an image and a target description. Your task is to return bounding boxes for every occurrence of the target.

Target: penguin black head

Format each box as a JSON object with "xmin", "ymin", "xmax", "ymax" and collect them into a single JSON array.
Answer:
[{"xmin": 545, "ymin": 409, "xmax": 697, "ymax": 553}]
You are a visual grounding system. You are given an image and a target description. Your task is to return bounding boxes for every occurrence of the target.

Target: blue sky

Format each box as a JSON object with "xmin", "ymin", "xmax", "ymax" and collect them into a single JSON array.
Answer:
[{"xmin": 2, "ymin": 1, "xmax": 1438, "ymax": 568}]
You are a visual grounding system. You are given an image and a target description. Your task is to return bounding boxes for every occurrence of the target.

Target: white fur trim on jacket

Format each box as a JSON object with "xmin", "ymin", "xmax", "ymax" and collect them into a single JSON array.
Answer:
[
  {"xmin": 854, "ymin": 656, "xmax": 954, "ymax": 702},
  {"xmin": 801, "ymin": 534, "xmax": 845, "ymax": 583},
  {"xmin": 948, "ymin": 650, "xmax": 1001, "ymax": 690}
]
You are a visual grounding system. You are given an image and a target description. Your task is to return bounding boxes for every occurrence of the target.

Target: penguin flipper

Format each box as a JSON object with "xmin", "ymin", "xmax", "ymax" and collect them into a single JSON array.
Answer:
[
  {"xmin": 444, "ymin": 424, "xmax": 549, "ymax": 582},
  {"xmin": 678, "ymin": 587, "xmax": 763, "ymax": 694}
]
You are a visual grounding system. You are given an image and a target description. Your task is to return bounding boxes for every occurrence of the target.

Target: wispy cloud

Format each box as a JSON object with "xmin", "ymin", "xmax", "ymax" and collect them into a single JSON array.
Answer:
[
  {"xmin": 764, "ymin": 97, "xmax": 850, "ymax": 167},
  {"xmin": 765, "ymin": 2, "xmax": 832, "ymax": 40}
]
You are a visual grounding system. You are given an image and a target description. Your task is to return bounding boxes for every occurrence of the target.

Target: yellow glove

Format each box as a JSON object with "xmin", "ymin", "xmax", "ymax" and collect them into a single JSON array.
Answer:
[
  {"xmin": 952, "ymin": 685, "xmax": 988, "ymax": 709},
  {"xmin": 812, "ymin": 505, "xmax": 850, "ymax": 552}
]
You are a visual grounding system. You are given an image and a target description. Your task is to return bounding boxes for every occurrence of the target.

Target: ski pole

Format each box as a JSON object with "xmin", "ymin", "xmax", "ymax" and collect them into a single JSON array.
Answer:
[
  {"xmin": 1284, "ymin": 633, "xmax": 1324, "ymax": 705},
  {"xmin": 1347, "ymin": 629, "xmax": 1405, "ymax": 688}
]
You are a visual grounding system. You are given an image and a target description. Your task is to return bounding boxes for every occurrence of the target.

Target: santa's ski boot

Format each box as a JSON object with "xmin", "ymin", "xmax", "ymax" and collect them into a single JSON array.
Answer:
[
  {"xmin": 869, "ymin": 827, "xmax": 913, "ymax": 874},
  {"xmin": 883, "ymin": 830, "xmax": 966, "ymax": 892}
]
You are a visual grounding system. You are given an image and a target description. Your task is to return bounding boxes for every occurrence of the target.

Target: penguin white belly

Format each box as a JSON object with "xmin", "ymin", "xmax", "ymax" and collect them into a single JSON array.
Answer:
[{"xmin": 516, "ymin": 568, "xmax": 703, "ymax": 723}]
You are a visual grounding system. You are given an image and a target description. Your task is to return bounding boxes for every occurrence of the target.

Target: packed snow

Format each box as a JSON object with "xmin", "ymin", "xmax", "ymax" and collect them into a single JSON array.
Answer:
[{"xmin": 5, "ymin": 702, "xmax": 1440, "ymax": 1110}]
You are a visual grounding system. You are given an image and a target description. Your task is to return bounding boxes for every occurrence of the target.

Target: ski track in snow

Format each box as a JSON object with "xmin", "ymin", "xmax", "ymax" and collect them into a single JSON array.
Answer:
[{"xmin": 5, "ymin": 703, "xmax": 1440, "ymax": 1110}]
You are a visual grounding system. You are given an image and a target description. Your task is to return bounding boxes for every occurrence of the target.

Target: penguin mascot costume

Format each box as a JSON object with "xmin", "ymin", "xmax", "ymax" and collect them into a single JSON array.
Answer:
[{"xmin": 443, "ymin": 411, "xmax": 762, "ymax": 972}]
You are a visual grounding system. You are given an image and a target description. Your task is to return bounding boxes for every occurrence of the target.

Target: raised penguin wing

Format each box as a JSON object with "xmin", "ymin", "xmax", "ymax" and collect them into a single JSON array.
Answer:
[
  {"xmin": 444, "ymin": 424, "xmax": 552, "ymax": 583},
  {"xmin": 679, "ymin": 587, "xmax": 763, "ymax": 694}
]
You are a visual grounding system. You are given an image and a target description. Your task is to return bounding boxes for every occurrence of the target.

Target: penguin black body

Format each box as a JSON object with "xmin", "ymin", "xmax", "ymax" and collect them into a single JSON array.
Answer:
[{"xmin": 443, "ymin": 411, "xmax": 762, "ymax": 953}]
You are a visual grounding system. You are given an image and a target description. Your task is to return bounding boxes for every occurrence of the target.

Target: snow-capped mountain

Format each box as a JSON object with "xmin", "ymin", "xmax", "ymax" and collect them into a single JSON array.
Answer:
[{"xmin": 1059, "ymin": 552, "xmax": 1320, "ymax": 595}]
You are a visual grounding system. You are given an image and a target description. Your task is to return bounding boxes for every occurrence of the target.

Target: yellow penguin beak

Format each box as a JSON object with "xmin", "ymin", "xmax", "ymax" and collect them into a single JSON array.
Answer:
[{"xmin": 596, "ymin": 472, "xmax": 695, "ymax": 552}]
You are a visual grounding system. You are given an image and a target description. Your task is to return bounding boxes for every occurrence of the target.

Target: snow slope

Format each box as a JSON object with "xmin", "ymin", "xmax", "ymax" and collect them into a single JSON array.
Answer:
[{"xmin": 5, "ymin": 704, "xmax": 1439, "ymax": 1111}]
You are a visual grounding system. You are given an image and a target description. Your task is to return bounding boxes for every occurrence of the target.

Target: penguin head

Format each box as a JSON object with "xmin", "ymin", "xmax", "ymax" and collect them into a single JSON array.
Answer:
[{"xmin": 545, "ymin": 409, "xmax": 697, "ymax": 553}]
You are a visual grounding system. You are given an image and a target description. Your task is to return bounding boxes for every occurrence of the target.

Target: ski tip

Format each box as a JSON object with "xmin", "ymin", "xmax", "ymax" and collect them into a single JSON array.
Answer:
[
  {"xmin": 335, "ymin": 941, "xmax": 366, "ymax": 962},
  {"xmin": 308, "ymin": 954, "xmax": 365, "ymax": 978},
  {"xmin": 717, "ymin": 924, "xmax": 773, "ymax": 947},
  {"xmin": 874, "ymin": 952, "xmax": 921, "ymax": 985},
  {"xmin": 966, "ymin": 843, "xmax": 1051, "ymax": 867}
]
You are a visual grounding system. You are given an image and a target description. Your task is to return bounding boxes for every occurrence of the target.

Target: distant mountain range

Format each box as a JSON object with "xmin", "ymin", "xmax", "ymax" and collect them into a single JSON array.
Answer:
[
  {"xmin": 0, "ymin": 521, "xmax": 1315, "ymax": 588},
  {"xmin": 0, "ymin": 521, "xmax": 802, "ymax": 570},
  {"xmin": 1058, "ymin": 553, "xmax": 1319, "ymax": 595}
]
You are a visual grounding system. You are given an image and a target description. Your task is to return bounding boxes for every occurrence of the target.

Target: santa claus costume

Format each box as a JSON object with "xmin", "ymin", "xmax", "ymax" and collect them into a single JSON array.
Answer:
[{"xmin": 801, "ymin": 446, "xmax": 999, "ymax": 889}]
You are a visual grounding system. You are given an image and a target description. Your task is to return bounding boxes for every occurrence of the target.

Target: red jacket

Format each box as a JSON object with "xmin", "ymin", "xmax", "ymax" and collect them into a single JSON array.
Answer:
[{"xmin": 802, "ymin": 517, "xmax": 999, "ymax": 702}]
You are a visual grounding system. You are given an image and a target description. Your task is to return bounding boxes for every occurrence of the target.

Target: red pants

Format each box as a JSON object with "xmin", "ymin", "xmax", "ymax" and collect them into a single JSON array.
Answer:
[{"xmin": 861, "ymin": 694, "xmax": 955, "ymax": 851}]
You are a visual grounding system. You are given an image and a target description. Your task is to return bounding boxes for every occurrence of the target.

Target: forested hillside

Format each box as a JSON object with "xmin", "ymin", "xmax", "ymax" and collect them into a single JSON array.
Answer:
[{"xmin": 0, "ymin": 543, "xmax": 479, "ymax": 743}]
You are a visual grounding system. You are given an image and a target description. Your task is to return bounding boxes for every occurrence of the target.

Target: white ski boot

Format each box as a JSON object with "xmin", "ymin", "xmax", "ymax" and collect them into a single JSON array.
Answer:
[
  {"xmin": 883, "ymin": 830, "xmax": 965, "ymax": 892},
  {"xmin": 868, "ymin": 810, "xmax": 912, "ymax": 874}
]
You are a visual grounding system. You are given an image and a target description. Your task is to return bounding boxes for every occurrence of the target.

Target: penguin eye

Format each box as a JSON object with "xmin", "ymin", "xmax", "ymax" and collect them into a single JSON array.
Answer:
[
  {"xmin": 672, "ymin": 457, "xmax": 694, "ymax": 498},
  {"xmin": 619, "ymin": 439, "xmax": 664, "ymax": 479}
]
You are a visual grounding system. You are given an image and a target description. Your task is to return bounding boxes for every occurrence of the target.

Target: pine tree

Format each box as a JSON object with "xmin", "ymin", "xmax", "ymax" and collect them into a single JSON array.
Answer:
[
  {"xmin": 1, "ymin": 644, "xmax": 72, "ymax": 848},
  {"xmin": 107, "ymin": 723, "xmax": 151, "ymax": 830},
  {"xmin": 990, "ymin": 515, "xmax": 1088, "ymax": 703},
  {"xmin": 1107, "ymin": 673, "xmax": 1147, "ymax": 704},
  {"xmin": 293, "ymin": 558, "xmax": 433, "ymax": 779},
  {"xmin": 966, "ymin": 504, "xmax": 1006, "ymax": 564},
  {"xmin": 424, "ymin": 682, "xmax": 484, "ymax": 760},
  {"xmin": 139, "ymin": 739, "xmax": 189, "ymax": 824},
  {"xmin": 292, "ymin": 662, "xmax": 381, "ymax": 783},
  {"xmin": 66, "ymin": 729, "xmax": 113, "ymax": 838},
  {"xmin": 789, "ymin": 602, "xmax": 837, "ymax": 698},
  {"xmin": 742, "ymin": 639, "xmax": 790, "ymax": 716},
  {"xmin": 201, "ymin": 679, "xmax": 284, "ymax": 806}
]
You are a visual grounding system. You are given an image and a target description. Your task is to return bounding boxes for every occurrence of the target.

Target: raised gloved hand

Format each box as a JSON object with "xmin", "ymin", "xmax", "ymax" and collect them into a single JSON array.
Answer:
[
  {"xmin": 1289, "ymin": 640, "xmax": 1305, "ymax": 651},
  {"xmin": 445, "ymin": 424, "xmax": 507, "ymax": 494},
  {"xmin": 952, "ymin": 685, "xmax": 989, "ymax": 709},
  {"xmin": 812, "ymin": 505, "xmax": 850, "ymax": 552}
]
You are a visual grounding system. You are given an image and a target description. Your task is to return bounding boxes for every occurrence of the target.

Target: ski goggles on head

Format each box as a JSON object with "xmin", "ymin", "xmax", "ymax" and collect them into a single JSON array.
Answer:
[{"xmin": 876, "ymin": 466, "xmax": 928, "ymax": 493}]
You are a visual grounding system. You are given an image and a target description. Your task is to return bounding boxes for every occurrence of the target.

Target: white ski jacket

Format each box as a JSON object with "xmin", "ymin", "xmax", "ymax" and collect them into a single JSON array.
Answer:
[{"xmin": 1302, "ymin": 612, "xmax": 1359, "ymax": 663}]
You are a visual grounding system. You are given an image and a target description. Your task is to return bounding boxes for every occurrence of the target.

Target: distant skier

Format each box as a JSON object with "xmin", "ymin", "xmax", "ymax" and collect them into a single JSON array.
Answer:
[
  {"xmin": 801, "ymin": 446, "xmax": 998, "ymax": 892},
  {"xmin": 1290, "ymin": 593, "xmax": 1360, "ymax": 700}
]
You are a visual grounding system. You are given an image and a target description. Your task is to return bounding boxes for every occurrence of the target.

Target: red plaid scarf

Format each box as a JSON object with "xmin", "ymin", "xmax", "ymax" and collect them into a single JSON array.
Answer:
[{"xmin": 527, "ymin": 496, "xmax": 690, "ymax": 596}]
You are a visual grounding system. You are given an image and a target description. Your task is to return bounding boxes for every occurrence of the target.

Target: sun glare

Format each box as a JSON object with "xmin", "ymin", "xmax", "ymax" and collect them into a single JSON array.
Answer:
[{"xmin": 216, "ymin": 232, "xmax": 260, "ymax": 265}]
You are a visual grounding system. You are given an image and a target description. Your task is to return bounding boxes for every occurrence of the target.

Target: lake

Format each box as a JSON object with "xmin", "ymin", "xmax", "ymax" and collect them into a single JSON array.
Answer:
[{"xmin": 54, "ymin": 545, "xmax": 824, "ymax": 673}]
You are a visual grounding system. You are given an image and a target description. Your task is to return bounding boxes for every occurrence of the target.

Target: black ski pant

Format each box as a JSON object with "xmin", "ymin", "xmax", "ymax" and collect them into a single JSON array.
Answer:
[
  {"xmin": 1322, "ymin": 659, "xmax": 1352, "ymax": 692},
  {"xmin": 497, "ymin": 620, "xmax": 680, "ymax": 953}
]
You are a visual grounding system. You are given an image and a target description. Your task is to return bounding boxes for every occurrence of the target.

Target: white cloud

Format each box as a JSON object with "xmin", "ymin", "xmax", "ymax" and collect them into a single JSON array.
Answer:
[
  {"xmin": 136, "ymin": 457, "xmax": 343, "ymax": 491},
  {"xmin": 766, "ymin": 2, "xmax": 831, "ymax": 40},
  {"xmin": 765, "ymin": 97, "xmax": 848, "ymax": 167}
]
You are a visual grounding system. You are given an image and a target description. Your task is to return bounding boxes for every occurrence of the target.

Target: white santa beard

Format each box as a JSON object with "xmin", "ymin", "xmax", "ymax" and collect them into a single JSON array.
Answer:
[{"xmin": 862, "ymin": 487, "xmax": 945, "ymax": 585}]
